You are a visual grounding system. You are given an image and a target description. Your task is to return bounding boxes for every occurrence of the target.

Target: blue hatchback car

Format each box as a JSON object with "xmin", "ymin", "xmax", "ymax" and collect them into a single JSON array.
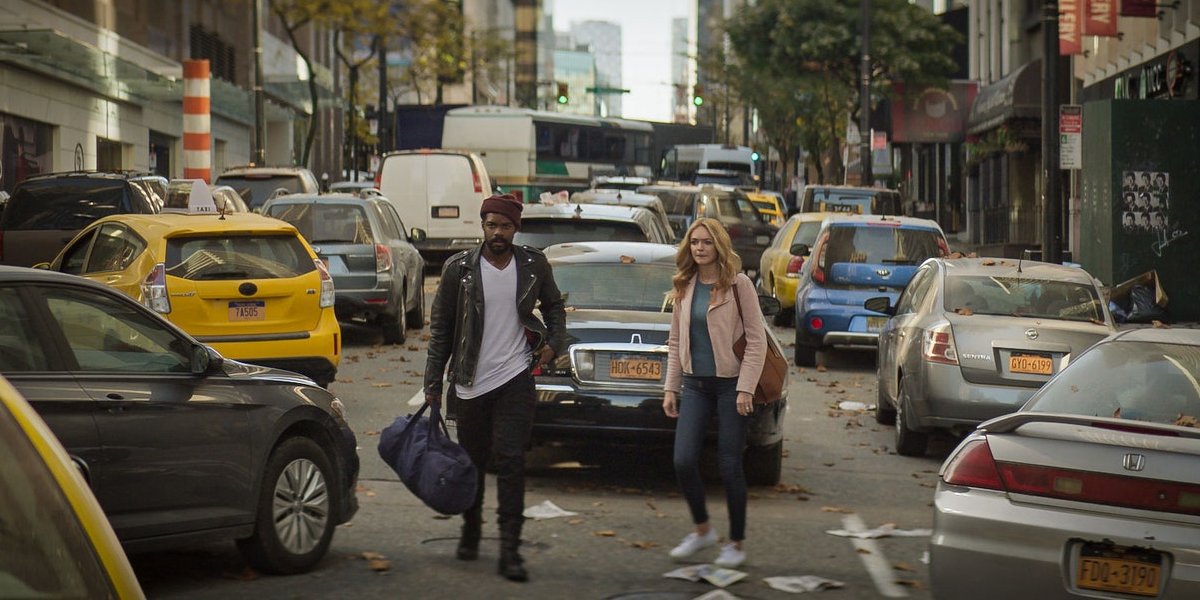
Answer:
[{"xmin": 793, "ymin": 215, "xmax": 948, "ymax": 366}]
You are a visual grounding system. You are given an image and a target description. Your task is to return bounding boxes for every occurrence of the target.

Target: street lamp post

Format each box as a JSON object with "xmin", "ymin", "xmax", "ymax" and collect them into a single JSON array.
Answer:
[
  {"xmin": 1041, "ymin": 0, "xmax": 1062, "ymax": 263},
  {"xmin": 859, "ymin": 0, "xmax": 872, "ymax": 187},
  {"xmin": 252, "ymin": 0, "xmax": 266, "ymax": 165}
]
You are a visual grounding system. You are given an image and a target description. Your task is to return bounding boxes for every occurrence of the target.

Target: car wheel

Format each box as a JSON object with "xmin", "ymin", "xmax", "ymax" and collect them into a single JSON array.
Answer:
[
  {"xmin": 874, "ymin": 377, "xmax": 896, "ymax": 425},
  {"xmin": 237, "ymin": 437, "xmax": 337, "ymax": 574},
  {"xmin": 894, "ymin": 376, "xmax": 928, "ymax": 457},
  {"xmin": 405, "ymin": 276, "xmax": 425, "ymax": 330},
  {"xmin": 381, "ymin": 293, "xmax": 407, "ymax": 344},
  {"xmin": 793, "ymin": 328, "xmax": 817, "ymax": 367},
  {"xmin": 744, "ymin": 441, "xmax": 783, "ymax": 486}
]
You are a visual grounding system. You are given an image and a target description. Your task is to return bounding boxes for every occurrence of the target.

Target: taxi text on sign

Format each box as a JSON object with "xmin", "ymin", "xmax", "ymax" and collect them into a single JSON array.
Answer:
[
  {"xmin": 1084, "ymin": 0, "xmax": 1118, "ymax": 37},
  {"xmin": 1060, "ymin": 0, "xmax": 1083, "ymax": 55}
]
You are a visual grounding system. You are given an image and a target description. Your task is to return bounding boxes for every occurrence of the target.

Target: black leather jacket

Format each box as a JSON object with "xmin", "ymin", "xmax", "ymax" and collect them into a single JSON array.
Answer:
[{"xmin": 423, "ymin": 244, "xmax": 566, "ymax": 397}]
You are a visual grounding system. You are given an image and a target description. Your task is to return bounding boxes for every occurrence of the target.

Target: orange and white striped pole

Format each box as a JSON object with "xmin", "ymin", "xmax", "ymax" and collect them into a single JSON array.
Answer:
[{"xmin": 183, "ymin": 59, "xmax": 211, "ymax": 182}]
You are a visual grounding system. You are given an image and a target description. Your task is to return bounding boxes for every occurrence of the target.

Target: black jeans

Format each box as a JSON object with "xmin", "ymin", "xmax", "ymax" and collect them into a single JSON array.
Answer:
[
  {"xmin": 673, "ymin": 375, "xmax": 748, "ymax": 541},
  {"xmin": 453, "ymin": 371, "xmax": 536, "ymax": 526}
]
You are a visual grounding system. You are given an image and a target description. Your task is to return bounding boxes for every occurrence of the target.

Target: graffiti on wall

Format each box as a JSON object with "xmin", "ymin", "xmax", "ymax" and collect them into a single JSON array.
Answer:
[{"xmin": 1120, "ymin": 170, "xmax": 1188, "ymax": 256}]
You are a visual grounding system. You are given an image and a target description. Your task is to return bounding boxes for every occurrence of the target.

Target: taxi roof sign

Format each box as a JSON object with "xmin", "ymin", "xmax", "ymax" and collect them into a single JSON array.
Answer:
[{"xmin": 163, "ymin": 180, "xmax": 219, "ymax": 215}]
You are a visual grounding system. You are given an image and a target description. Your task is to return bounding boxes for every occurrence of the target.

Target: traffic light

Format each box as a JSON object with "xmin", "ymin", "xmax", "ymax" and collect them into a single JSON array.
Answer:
[
  {"xmin": 751, "ymin": 151, "xmax": 760, "ymax": 161},
  {"xmin": 692, "ymin": 84, "xmax": 704, "ymax": 107},
  {"xmin": 556, "ymin": 82, "xmax": 569, "ymax": 104}
]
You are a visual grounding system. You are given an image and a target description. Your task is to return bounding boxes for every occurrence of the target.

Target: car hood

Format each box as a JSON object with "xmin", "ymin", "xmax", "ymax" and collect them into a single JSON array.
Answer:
[{"xmin": 221, "ymin": 358, "xmax": 321, "ymax": 386}]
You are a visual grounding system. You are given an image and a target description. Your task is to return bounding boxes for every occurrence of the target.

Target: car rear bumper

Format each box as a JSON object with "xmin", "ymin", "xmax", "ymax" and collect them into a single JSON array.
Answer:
[
  {"xmin": 202, "ymin": 313, "xmax": 341, "ymax": 380},
  {"xmin": 913, "ymin": 363, "xmax": 1037, "ymax": 431},
  {"xmin": 796, "ymin": 304, "xmax": 888, "ymax": 348},
  {"xmin": 334, "ymin": 289, "xmax": 394, "ymax": 321},
  {"xmin": 931, "ymin": 484, "xmax": 1200, "ymax": 599}
]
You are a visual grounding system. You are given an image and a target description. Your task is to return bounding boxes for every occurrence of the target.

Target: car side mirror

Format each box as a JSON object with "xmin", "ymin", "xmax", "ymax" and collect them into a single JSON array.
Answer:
[
  {"xmin": 192, "ymin": 344, "xmax": 224, "ymax": 375},
  {"xmin": 789, "ymin": 243, "xmax": 809, "ymax": 256},
  {"xmin": 409, "ymin": 228, "xmax": 428, "ymax": 243},
  {"xmin": 758, "ymin": 294, "xmax": 781, "ymax": 316},
  {"xmin": 864, "ymin": 296, "xmax": 895, "ymax": 316}
]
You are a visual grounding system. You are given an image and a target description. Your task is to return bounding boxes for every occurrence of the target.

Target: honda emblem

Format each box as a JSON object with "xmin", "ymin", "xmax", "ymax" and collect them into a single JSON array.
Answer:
[
  {"xmin": 1024, "ymin": 328, "xmax": 1039, "ymax": 340},
  {"xmin": 1122, "ymin": 453, "xmax": 1146, "ymax": 472}
]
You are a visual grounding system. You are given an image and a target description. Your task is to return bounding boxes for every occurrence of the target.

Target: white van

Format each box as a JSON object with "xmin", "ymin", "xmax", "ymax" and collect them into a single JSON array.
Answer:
[
  {"xmin": 661, "ymin": 144, "xmax": 757, "ymax": 186},
  {"xmin": 376, "ymin": 149, "xmax": 494, "ymax": 264}
]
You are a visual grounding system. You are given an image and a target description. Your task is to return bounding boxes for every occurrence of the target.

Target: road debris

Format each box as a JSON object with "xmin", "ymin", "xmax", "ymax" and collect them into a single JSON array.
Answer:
[
  {"xmin": 763, "ymin": 575, "xmax": 846, "ymax": 593},
  {"xmin": 825, "ymin": 522, "xmax": 932, "ymax": 539},
  {"xmin": 523, "ymin": 499, "xmax": 579, "ymax": 520},
  {"xmin": 663, "ymin": 564, "xmax": 747, "ymax": 588}
]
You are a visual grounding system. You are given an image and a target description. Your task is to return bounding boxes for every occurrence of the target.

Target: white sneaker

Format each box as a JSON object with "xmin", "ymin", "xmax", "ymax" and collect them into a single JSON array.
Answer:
[
  {"xmin": 714, "ymin": 542, "xmax": 746, "ymax": 568},
  {"xmin": 668, "ymin": 529, "xmax": 718, "ymax": 560}
]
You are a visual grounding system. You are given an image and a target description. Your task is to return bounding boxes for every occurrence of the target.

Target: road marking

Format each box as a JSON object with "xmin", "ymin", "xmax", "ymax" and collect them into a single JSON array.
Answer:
[{"xmin": 842, "ymin": 514, "xmax": 909, "ymax": 598}]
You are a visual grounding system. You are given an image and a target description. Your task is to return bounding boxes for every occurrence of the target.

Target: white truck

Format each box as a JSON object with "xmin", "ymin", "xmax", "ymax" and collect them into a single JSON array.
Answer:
[{"xmin": 660, "ymin": 144, "xmax": 757, "ymax": 187}]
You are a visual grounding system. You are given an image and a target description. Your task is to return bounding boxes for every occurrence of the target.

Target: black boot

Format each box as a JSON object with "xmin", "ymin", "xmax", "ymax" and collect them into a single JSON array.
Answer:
[
  {"xmin": 497, "ymin": 520, "xmax": 528, "ymax": 582},
  {"xmin": 456, "ymin": 508, "xmax": 482, "ymax": 561}
]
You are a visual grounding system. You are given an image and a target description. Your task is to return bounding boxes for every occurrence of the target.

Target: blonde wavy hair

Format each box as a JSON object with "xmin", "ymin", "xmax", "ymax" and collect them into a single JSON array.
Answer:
[{"xmin": 672, "ymin": 217, "xmax": 742, "ymax": 303}]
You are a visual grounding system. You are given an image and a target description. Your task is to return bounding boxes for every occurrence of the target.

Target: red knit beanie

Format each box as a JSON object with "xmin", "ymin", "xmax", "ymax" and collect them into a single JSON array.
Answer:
[{"xmin": 480, "ymin": 193, "xmax": 523, "ymax": 229}]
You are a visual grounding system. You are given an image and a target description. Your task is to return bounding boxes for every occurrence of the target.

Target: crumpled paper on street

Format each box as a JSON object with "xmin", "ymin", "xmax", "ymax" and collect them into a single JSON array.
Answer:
[
  {"xmin": 663, "ymin": 565, "xmax": 748, "ymax": 588},
  {"xmin": 522, "ymin": 499, "xmax": 578, "ymax": 520},
  {"xmin": 764, "ymin": 576, "xmax": 846, "ymax": 593},
  {"xmin": 825, "ymin": 522, "xmax": 932, "ymax": 539},
  {"xmin": 836, "ymin": 401, "xmax": 870, "ymax": 411}
]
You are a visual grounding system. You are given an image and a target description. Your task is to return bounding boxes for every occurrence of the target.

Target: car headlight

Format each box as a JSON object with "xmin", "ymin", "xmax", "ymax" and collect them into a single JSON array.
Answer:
[{"xmin": 573, "ymin": 350, "xmax": 595, "ymax": 380}]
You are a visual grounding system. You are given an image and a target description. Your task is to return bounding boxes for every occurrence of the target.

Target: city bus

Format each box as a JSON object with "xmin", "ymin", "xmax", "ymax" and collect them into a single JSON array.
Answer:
[{"xmin": 441, "ymin": 106, "xmax": 655, "ymax": 202}]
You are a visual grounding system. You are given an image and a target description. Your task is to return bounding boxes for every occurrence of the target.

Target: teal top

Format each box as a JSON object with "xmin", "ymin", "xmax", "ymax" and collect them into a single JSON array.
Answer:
[{"xmin": 689, "ymin": 282, "xmax": 716, "ymax": 376}]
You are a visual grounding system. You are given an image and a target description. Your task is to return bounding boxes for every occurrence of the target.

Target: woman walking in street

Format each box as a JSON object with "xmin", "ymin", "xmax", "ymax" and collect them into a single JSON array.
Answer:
[{"xmin": 662, "ymin": 217, "xmax": 767, "ymax": 568}]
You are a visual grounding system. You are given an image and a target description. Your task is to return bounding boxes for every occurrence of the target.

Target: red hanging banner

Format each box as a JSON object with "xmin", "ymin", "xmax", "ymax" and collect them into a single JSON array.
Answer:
[
  {"xmin": 1121, "ymin": 0, "xmax": 1156, "ymax": 17},
  {"xmin": 1084, "ymin": 0, "xmax": 1118, "ymax": 36},
  {"xmin": 1060, "ymin": 0, "xmax": 1084, "ymax": 55}
]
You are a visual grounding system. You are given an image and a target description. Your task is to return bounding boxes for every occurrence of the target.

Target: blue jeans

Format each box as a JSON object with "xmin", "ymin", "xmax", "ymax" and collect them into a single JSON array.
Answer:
[{"xmin": 673, "ymin": 375, "xmax": 748, "ymax": 541}]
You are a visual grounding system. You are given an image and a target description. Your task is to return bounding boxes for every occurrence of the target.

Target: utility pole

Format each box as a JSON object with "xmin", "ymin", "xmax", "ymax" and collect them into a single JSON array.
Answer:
[
  {"xmin": 859, "ymin": 0, "xmax": 872, "ymax": 187},
  {"xmin": 252, "ymin": 0, "xmax": 266, "ymax": 165},
  {"xmin": 377, "ymin": 36, "xmax": 388, "ymax": 154},
  {"xmin": 1041, "ymin": 0, "xmax": 1062, "ymax": 263}
]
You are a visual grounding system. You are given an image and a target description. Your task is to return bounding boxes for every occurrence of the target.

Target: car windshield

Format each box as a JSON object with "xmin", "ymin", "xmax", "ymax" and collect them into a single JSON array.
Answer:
[
  {"xmin": 0, "ymin": 402, "xmax": 113, "ymax": 598},
  {"xmin": 266, "ymin": 203, "xmax": 375, "ymax": 245},
  {"xmin": 215, "ymin": 175, "xmax": 304, "ymax": 210},
  {"xmin": 165, "ymin": 235, "xmax": 315, "ymax": 280},
  {"xmin": 823, "ymin": 225, "xmax": 943, "ymax": 265},
  {"xmin": 1026, "ymin": 340, "xmax": 1200, "ymax": 427},
  {"xmin": 553, "ymin": 263, "xmax": 675, "ymax": 311},
  {"xmin": 514, "ymin": 220, "xmax": 649, "ymax": 249},
  {"xmin": 2, "ymin": 180, "xmax": 124, "ymax": 230},
  {"xmin": 944, "ymin": 275, "xmax": 1104, "ymax": 321}
]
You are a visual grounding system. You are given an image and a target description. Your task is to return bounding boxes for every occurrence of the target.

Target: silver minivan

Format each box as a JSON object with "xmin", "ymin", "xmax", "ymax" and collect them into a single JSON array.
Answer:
[{"xmin": 376, "ymin": 149, "xmax": 493, "ymax": 265}]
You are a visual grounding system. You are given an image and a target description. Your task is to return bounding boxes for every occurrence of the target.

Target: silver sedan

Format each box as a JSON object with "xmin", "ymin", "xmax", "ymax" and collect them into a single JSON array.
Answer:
[
  {"xmin": 931, "ymin": 327, "xmax": 1200, "ymax": 599},
  {"xmin": 868, "ymin": 257, "xmax": 1115, "ymax": 456}
]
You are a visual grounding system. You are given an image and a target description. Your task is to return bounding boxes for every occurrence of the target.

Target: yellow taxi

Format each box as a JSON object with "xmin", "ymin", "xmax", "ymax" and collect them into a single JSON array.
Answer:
[
  {"xmin": 0, "ymin": 375, "xmax": 145, "ymax": 599},
  {"xmin": 745, "ymin": 190, "xmax": 788, "ymax": 228},
  {"xmin": 758, "ymin": 212, "xmax": 827, "ymax": 325},
  {"xmin": 42, "ymin": 182, "xmax": 341, "ymax": 387}
]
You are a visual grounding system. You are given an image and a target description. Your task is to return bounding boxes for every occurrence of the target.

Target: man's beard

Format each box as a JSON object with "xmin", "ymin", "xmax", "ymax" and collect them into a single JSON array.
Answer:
[{"xmin": 488, "ymin": 236, "xmax": 512, "ymax": 254}]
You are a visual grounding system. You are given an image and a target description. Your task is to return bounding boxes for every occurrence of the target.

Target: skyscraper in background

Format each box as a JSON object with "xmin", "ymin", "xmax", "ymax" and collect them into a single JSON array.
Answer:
[
  {"xmin": 569, "ymin": 20, "xmax": 622, "ymax": 117},
  {"xmin": 671, "ymin": 17, "xmax": 690, "ymax": 123}
]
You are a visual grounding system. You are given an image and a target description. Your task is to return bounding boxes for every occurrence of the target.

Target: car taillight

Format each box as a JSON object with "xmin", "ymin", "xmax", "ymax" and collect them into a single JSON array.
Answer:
[
  {"xmin": 997, "ymin": 461, "xmax": 1200, "ymax": 517},
  {"xmin": 785, "ymin": 255, "xmax": 805, "ymax": 278},
  {"xmin": 472, "ymin": 170, "xmax": 482, "ymax": 193},
  {"xmin": 942, "ymin": 439, "xmax": 1004, "ymax": 490},
  {"xmin": 812, "ymin": 266, "xmax": 825, "ymax": 284},
  {"xmin": 374, "ymin": 169, "xmax": 381, "ymax": 187},
  {"xmin": 315, "ymin": 259, "xmax": 335, "ymax": 308},
  {"xmin": 809, "ymin": 316, "xmax": 824, "ymax": 330},
  {"xmin": 374, "ymin": 244, "xmax": 393, "ymax": 273},
  {"xmin": 139, "ymin": 263, "xmax": 171, "ymax": 314},
  {"xmin": 937, "ymin": 237, "xmax": 950, "ymax": 257},
  {"xmin": 922, "ymin": 323, "xmax": 958, "ymax": 365},
  {"xmin": 812, "ymin": 231, "xmax": 828, "ymax": 284}
]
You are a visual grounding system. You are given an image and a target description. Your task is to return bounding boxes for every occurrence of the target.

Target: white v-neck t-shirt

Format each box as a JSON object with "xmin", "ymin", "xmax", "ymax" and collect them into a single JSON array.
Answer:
[{"xmin": 454, "ymin": 257, "xmax": 531, "ymax": 399}]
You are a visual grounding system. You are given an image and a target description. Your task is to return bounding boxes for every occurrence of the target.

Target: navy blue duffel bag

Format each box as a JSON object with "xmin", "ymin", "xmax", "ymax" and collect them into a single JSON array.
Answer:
[{"xmin": 378, "ymin": 402, "xmax": 478, "ymax": 515}]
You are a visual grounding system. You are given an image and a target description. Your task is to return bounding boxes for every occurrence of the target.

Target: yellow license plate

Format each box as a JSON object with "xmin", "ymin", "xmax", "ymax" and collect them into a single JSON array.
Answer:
[
  {"xmin": 609, "ymin": 356, "xmax": 662, "ymax": 380},
  {"xmin": 1077, "ymin": 551, "xmax": 1162, "ymax": 597},
  {"xmin": 228, "ymin": 301, "xmax": 265, "ymax": 321},
  {"xmin": 867, "ymin": 316, "xmax": 888, "ymax": 331},
  {"xmin": 1009, "ymin": 353, "xmax": 1052, "ymax": 375}
]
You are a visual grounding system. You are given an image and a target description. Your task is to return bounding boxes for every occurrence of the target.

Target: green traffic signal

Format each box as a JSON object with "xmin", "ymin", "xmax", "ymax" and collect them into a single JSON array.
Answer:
[
  {"xmin": 693, "ymin": 95, "xmax": 703, "ymax": 107},
  {"xmin": 557, "ymin": 95, "xmax": 568, "ymax": 104},
  {"xmin": 751, "ymin": 151, "xmax": 760, "ymax": 161}
]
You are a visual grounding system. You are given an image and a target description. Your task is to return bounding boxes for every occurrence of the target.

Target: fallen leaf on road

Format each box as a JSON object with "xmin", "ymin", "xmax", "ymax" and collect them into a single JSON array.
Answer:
[
  {"xmin": 223, "ymin": 567, "xmax": 259, "ymax": 582},
  {"xmin": 365, "ymin": 491, "xmax": 376, "ymax": 497},
  {"xmin": 893, "ymin": 562, "xmax": 916, "ymax": 572},
  {"xmin": 1153, "ymin": 320, "xmax": 1167, "ymax": 329},
  {"xmin": 817, "ymin": 365, "xmax": 828, "ymax": 372},
  {"xmin": 823, "ymin": 462, "xmax": 836, "ymax": 467},
  {"xmin": 346, "ymin": 355, "xmax": 360, "ymax": 362},
  {"xmin": 364, "ymin": 431, "xmax": 380, "ymax": 436},
  {"xmin": 593, "ymin": 530, "xmax": 616, "ymax": 537},
  {"xmin": 432, "ymin": 514, "xmax": 451, "ymax": 520},
  {"xmin": 896, "ymin": 579, "xmax": 925, "ymax": 589},
  {"xmin": 567, "ymin": 518, "xmax": 584, "ymax": 525},
  {"xmin": 367, "ymin": 559, "xmax": 391, "ymax": 572},
  {"xmin": 389, "ymin": 356, "xmax": 410, "ymax": 362},
  {"xmin": 773, "ymin": 484, "xmax": 810, "ymax": 494},
  {"xmin": 919, "ymin": 482, "xmax": 936, "ymax": 488},
  {"xmin": 628, "ymin": 540, "xmax": 658, "ymax": 550},
  {"xmin": 797, "ymin": 496, "xmax": 810, "ymax": 501},
  {"xmin": 645, "ymin": 499, "xmax": 658, "ymax": 511},
  {"xmin": 407, "ymin": 345, "xmax": 420, "ymax": 351},
  {"xmin": 361, "ymin": 551, "xmax": 386, "ymax": 560},
  {"xmin": 856, "ymin": 548, "xmax": 872, "ymax": 554},
  {"xmin": 820, "ymin": 506, "xmax": 853, "ymax": 513},
  {"xmin": 371, "ymin": 382, "xmax": 392, "ymax": 388},
  {"xmin": 420, "ymin": 334, "xmax": 431, "ymax": 341}
]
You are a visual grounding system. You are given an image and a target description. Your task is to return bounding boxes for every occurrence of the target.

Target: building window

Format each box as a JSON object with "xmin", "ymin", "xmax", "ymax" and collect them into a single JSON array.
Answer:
[
  {"xmin": 1, "ymin": 113, "xmax": 53, "ymax": 194},
  {"xmin": 189, "ymin": 25, "xmax": 236, "ymax": 82}
]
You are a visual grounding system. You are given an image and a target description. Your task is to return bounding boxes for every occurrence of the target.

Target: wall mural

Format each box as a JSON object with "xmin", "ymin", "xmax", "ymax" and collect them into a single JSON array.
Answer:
[{"xmin": 1120, "ymin": 170, "xmax": 1188, "ymax": 256}]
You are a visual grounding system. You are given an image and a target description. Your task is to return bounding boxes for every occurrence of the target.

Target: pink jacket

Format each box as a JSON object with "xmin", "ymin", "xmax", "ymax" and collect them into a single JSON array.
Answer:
[{"xmin": 665, "ymin": 272, "xmax": 767, "ymax": 396}]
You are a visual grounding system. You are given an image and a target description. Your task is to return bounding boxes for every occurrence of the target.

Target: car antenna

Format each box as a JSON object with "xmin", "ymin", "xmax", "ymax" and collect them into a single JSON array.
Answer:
[{"xmin": 1018, "ymin": 249, "xmax": 1028, "ymax": 274}]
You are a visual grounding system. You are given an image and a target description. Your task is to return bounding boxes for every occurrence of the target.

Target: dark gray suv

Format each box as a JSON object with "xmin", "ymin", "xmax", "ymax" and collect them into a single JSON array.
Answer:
[
  {"xmin": 0, "ymin": 171, "xmax": 162, "ymax": 267},
  {"xmin": 263, "ymin": 193, "xmax": 427, "ymax": 343}
]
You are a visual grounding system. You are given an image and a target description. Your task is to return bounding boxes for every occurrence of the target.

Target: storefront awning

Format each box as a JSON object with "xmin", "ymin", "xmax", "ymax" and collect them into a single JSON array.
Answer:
[{"xmin": 967, "ymin": 59, "xmax": 1041, "ymax": 134}]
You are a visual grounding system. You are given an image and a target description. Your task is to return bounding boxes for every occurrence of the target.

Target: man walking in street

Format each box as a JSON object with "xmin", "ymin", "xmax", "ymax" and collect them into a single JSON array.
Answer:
[{"xmin": 422, "ymin": 193, "xmax": 566, "ymax": 582}]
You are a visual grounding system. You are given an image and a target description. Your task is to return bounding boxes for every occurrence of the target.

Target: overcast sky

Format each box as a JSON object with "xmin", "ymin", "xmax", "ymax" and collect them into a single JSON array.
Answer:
[{"xmin": 549, "ymin": 0, "xmax": 692, "ymax": 122}]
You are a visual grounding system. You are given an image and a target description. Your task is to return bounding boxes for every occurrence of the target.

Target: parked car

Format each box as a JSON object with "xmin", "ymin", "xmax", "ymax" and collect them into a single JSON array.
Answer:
[
  {"xmin": 745, "ymin": 191, "xmax": 787, "ymax": 228},
  {"xmin": 375, "ymin": 149, "xmax": 493, "ymax": 265},
  {"xmin": 0, "ymin": 266, "xmax": 359, "ymax": 574},
  {"xmin": 0, "ymin": 374, "xmax": 144, "ymax": 598},
  {"xmin": 638, "ymin": 183, "xmax": 777, "ymax": 271},
  {"xmin": 867, "ymin": 257, "xmax": 1115, "ymax": 456},
  {"xmin": 167, "ymin": 179, "xmax": 248, "ymax": 213},
  {"xmin": 931, "ymin": 327, "xmax": 1200, "ymax": 599},
  {"xmin": 798, "ymin": 184, "xmax": 902, "ymax": 215},
  {"xmin": 758, "ymin": 212, "xmax": 827, "ymax": 326},
  {"xmin": 0, "ymin": 171, "xmax": 163, "ymax": 267},
  {"xmin": 473, "ymin": 241, "xmax": 789, "ymax": 485},
  {"xmin": 263, "ymin": 193, "xmax": 426, "ymax": 343},
  {"xmin": 215, "ymin": 165, "xmax": 321, "ymax": 212},
  {"xmin": 792, "ymin": 214, "xmax": 949, "ymax": 367},
  {"xmin": 569, "ymin": 189, "xmax": 676, "ymax": 242},
  {"xmin": 513, "ymin": 202, "xmax": 675, "ymax": 249},
  {"xmin": 42, "ymin": 185, "xmax": 341, "ymax": 387},
  {"xmin": 328, "ymin": 180, "xmax": 380, "ymax": 194}
]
